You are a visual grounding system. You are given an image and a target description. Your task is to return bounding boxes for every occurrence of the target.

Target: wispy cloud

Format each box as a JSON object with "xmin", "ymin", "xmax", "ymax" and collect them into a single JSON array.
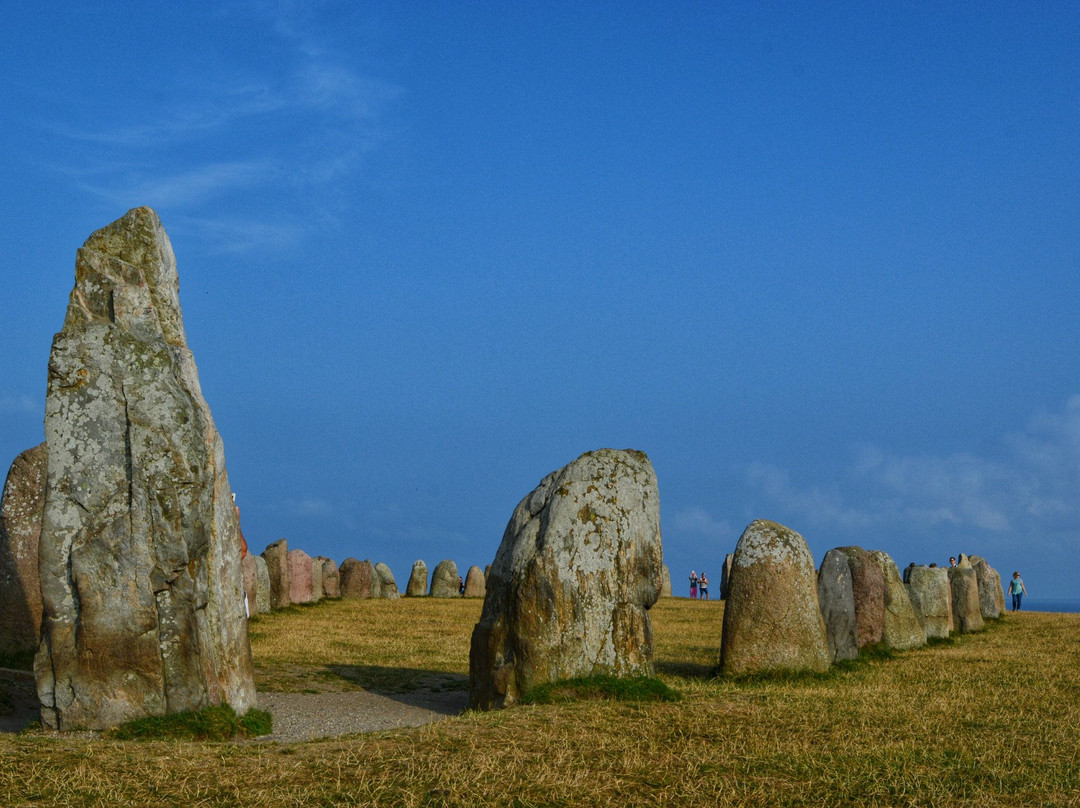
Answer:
[
  {"xmin": 671, "ymin": 506, "xmax": 735, "ymax": 543},
  {"xmin": 0, "ymin": 395, "xmax": 39, "ymax": 415}
]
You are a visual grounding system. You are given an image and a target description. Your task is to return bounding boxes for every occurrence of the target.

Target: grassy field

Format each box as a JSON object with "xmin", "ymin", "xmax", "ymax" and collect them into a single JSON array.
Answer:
[{"xmin": 1, "ymin": 597, "xmax": 1078, "ymax": 807}]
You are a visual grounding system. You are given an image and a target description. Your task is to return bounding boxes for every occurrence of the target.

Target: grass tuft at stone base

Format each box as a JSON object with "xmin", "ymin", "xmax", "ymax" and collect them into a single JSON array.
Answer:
[
  {"xmin": 522, "ymin": 675, "xmax": 681, "ymax": 705},
  {"xmin": 104, "ymin": 704, "xmax": 272, "ymax": 741}
]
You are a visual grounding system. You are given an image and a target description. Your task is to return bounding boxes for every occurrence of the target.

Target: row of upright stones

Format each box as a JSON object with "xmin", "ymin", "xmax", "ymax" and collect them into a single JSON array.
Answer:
[{"xmin": 719, "ymin": 519, "xmax": 1006, "ymax": 676}]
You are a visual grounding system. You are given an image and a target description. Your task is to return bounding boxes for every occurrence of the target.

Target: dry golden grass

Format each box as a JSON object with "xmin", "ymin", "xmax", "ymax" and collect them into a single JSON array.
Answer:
[{"xmin": 2, "ymin": 597, "xmax": 1079, "ymax": 807}]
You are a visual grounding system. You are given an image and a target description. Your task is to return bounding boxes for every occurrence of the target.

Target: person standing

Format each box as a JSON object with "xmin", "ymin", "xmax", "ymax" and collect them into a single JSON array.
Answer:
[
  {"xmin": 1008, "ymin": 571, "xmax": 1027, "ymax": 612},
  {"xmin": 699, "ymin": 572, "xmax": 709, "ymax": 601},
  {"xmin": 689, "ymin": 570, "xmax": 698, "ymax": 599}
]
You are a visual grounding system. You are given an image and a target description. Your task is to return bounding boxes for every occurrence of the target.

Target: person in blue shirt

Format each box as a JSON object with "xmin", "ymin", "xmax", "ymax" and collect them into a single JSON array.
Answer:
[{"xmin": 1008, "ymin": 571, "xmax": 1027, "ymax": 612}]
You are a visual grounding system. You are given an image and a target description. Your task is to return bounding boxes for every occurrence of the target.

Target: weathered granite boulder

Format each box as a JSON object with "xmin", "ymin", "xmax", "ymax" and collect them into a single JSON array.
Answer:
[
  {"xmin": 835, "ymin": 546, "xmax": 885, "ymax": 648},
  {"xmin": 719, "ymin": 553, "xmax": 734, "ymax": 599},
  {"xmin": 949, "ymin": 563, "xmax": 984, "ymax": 633},
  {"xmin": 870, "ymin": 550, "xmax": 925, "ymax": 651},
  {"xmin": 35, "ymin": 208, "xmax": 254, "ymax": 730},
  {"xmin": 240, "ymin": 553, "xmax": 257, "ymax": 616},
  {"xmin": 0, "ymin": 443, "xmax": 47, "ymax": 658},
  {"xmin": 430, "ymin": 559, "xmax": 460, "ymax": 598},
  {"xmin": 254, "ymin": 555, "xmax": 271, "ymax": 614},
  {"xmin": 817, "ymin": 548, "xmax": 858, "ymax": 663},
  {"xmin": 339, "ymin": 558, "xmax": 373, "ymax": 599},
  {"xmin": 309, "ymin": 556, "xmax": 324, "ymax": 601},
  {"xmin": 905, "ymin": 565, "xmax": 952, "ymax": 639},
  {"xmin": 660, "ymin": 564, "xmax": 672, "ymax": 597},
  {"xmin": 406, "ymin": 560, "xmax": 428, "ymax": 597},
  {"xmin": 262, "ymin": 539, "xmax": 291, "ymax": 609},
  {"xmin": 969, "ymin": 556, "xmax": 1005, "ymax": 619},
  {"xmin": 470, "ymin": 448, "xmax": 663, "ymax": 710},
  {"xmin": 463, "ymin": 565, "xmax": 486, "ymax": 598},
  {"xmin": 374, "ymin": 562, "xmax": 398, "ymax": 598},
  {"xmin": 719, "ymin": 520, "xmax": 830, "ymax": 676},
  {"xmin": 288, "ymin": 549, "xmax": 314, "ymax": 604},
  {"xmin": 319, "ymin": 557, "xmax": 340, "ymax": 599}
]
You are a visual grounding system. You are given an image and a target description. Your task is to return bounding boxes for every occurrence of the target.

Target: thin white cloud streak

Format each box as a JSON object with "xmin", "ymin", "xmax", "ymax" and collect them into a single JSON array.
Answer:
[
  {"xmin": 746, "ymin": 396, "xmax": 1080, "ymax": 537},
  {"xmin": 0, "ymin": 395, "xmax": 39, "ymax": 415},
  {"xmin": 671, "ymin": 506, "xmax": 735, "ymax": 543}
]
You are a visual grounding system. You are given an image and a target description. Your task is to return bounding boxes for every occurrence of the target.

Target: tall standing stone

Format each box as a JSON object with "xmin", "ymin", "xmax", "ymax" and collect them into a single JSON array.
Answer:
[
  {"xmin": 969, "ymin": 556, "xmax": 1005, "ymax": 619},
  {"xmin": 949, "ymin": 563, "xmax": 984, "ymax": 633},
  {"xmin": 262, "ymin": 539, "xmax": 291, "ymax": 609},
  {"xmin": 719, "ymin": 520, "xmax": 830, "ymax": 676},
  {"xmin": 470, "ymin": 449, "xmax": 663, "ymax": 710},
  {"xmin": 254, "ymin": 555, "xmax": 271, "ymax": 614},
  {"xmin": 374, "ymin": 562, "xmax": 398, "ymax": 598},
  {"xmin": 835, "ymin": 546, "xmax": 885, "ymax": 648},
  {"xmin": 817, "ymin": 548, "xmax": 858, "ymax": 663},
  {"xmin": 660, "ymin": 564, "xmax": 672, "ymax": 597},
  {"xmin": 905, "ymin": 565, "xmax": 953, "ymax": 639},
  {"xmin": 719, "ymin": 553, "xmax": 734, "ymax": 599},
  {"xmin": 339, "ymin": 558, "xmax": 374, "ymax": 599},
  {"xmin": 870, "ymin": 550, "xmax": 925, "ymax": 651},
  {"xmin": 240, "ymin": 553, "xmax": 257, "ymax": 616},
  {"xmin": 35, "ymin": 207, "xmax": 254, "ymax": 730},
  {"xmin": 406, "ymin": 560, "xmax": 428, "ymax": 597},
  {"xmin": 309, "ymin": 555, "xmax": 324, "ymax": 602},
  {"xmin": 430, "ymin": 559, "xmax": 460, "ymax": 598},
  {"xmin": 0, "ymin": 444, "xmax": 47, "ymax": 658},
  {"xmin": 288, "ymin": 549, "xmax": 314, "ymax": 604},
  {"xmin": 463, "ymin": 565, "xmax": 486, "ymax": 598},
  {"xmin": 319, "ymin": 557, "xmax": 340, "ymax": 599}
]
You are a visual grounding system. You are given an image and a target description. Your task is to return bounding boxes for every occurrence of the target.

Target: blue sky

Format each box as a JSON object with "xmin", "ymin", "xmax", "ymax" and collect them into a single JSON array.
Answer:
[{"xmin": 3, "ymin": 2, "xmax": 1079, "ymax": 598}]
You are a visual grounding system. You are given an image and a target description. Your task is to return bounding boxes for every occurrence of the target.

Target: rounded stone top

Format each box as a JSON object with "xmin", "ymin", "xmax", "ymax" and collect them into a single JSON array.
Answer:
[{"xmin": 733, "ymin": 519, "xmax": 814, "ymax": 569}]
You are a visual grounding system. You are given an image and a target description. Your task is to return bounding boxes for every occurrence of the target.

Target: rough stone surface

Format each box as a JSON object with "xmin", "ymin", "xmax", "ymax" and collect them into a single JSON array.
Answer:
[
  {"xmin": 430, "ymin": 560, "xmax": 460, "ymax": 598},
  {"xmin": 339, "ymin": 558, "xmax": 373, "ymax": 599},
  {"xmin": 719, "ymin": 553, "xmax": 734, "ymax": 599},
  {"xmin": 406, "ymin": 560, "xmax": 428, "ymax": 597},
  {"xmin": 949, "ymin": 565, "xmax": 984, "ymax": 633},
  {"xmin": 817, "ymin": 548, "xmax": 858, "ymax": 663},
  {"xmin": 835, "ymin": 546, "xmax": 885, "ymax": 648},
  {"xmin": 254, "ymin": 555, "xmax": 271, "ymax": 614},
  {"xmin": 905, "ymin": 565, "xmax": 953, "ymax": 639},
  {"xmin": 463, "ymin": 565, "xmax": 485, "ymax": 598},
  {"xmin": 0, "ymin": 444, "xmax": 47, "ymax": 657},
  {"xmin": 309, "ymin": 557, "xmax": 324, "ymax": 602},
  {"xmin": 240, "ymin": 553, "xmax": 257, "ymax": 617},
  {"xmin": 660, "ymin": 564, "xmax": 672, "ymax": 597},
  {"xmin": 262, "ymin": 539, "xmax": 291, "ymax": 609},
  {"xmin": 870, "ymin": 550, "xmax": 925, "ymax": 651},
  {"xmin": 374, "ymin": 562, "xmax": 398, "ymax": 599},
  {"xmin": 320, "ymin": 557, "xmax": 340, "ymax": 599},
  {"xmin": 287, "ymin": 549, "xmax": 314, "ymax": 604},
  {"xmin": 969, "ymin": 556, "xmax": 1005, "ymax": 619},
  {"xmin": 719, "ymin": 520, "xmax": 830, "ymax": 676},
  {"xmin": 470, "ymin": 448, "xmax": 663, "ymax": 710},
  {"xmin": 35, "ymin": 208, "xmax": 254, "ymax": 731}
]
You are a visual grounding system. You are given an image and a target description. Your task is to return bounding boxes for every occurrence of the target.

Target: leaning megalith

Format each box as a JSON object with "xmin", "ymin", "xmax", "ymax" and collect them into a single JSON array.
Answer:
[
  {"xmin": 406, "ymin": 560, "xmax": 428, "ymax": 597},
  {"xmin": 35, "ymin": 207, "xmax": 254, "ymax": 730},
  {"xmin": 835, "ymin": 546, "xmax": 885, "ymax": 648},
  {"xmin": 319, "ymin": 557, "xmax": 340, "ymax": 599},
  {"xmin": 254, "ymin": 555, "xmax": 271, "ymax": 614},
  {"xmin": 905, "ymin": 565, "xmax": 952, "ymax": 639},
  {"xmin": 339, "ymin": 558, "xmax": 373, "ymax": 599},
  {"xmin": 870, "ymin": 551, "xmax": 925, "ymax": 651},
  {"xmin": 949, "ymin": 563, "xmax": 984, "ymax": 633},
  {"xmin": 969, "ymin": 556, "xmax": 1004, "ymax": 619},
  {"xmin": 463, "ymin": 565, "xmax": 486, "ymax": 598},
  {"xmin": 470, "ymin": 448, "xmax": 664, "ymax": 710},
  {"xmin": 719, "ymin": 520, "xmax": 830, "ymax": 676},
  {"xmin": 430, "ymin": 559, "xmax": 460, "ymax": 598},
  {"xmin": 262, "ymin": 539, "xmax": 291, "ymax": 609},
  {"xmin": 817, "ymin": 548, "xmax": 858, "ymax": 663},
  {"xmin": 0, "ymin": 443, "xmax": 47, "ymax": 658},
  {"xmin": 374, "ymin": 562, "xmax": 398, "ymax": 598}
]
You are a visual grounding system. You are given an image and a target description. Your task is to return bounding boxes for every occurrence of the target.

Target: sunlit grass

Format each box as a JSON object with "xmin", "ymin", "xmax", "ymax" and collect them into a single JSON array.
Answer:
[{"xmin": 2, "ymin": 597, "xmax": 1078, "ymax": 806}]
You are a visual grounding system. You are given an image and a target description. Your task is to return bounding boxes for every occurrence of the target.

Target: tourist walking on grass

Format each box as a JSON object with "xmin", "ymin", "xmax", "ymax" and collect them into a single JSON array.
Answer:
[
  {"xmin": 1008, "ymin": 571, "xmax": 1027, "ymax": 612},
  {"xmin": 689, "ymin": 570, "xmax": 698, "ymax": 599},
  {"xmin": 699, "ymin": 572, "xmax": 709, "ymax": 600}
]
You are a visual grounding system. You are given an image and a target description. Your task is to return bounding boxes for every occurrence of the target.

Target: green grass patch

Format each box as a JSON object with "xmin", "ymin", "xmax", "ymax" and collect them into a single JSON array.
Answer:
[
  {"xmin": 104, "ymin": 704, "xmax": 272, "ymax": 741},
  {"xmin": 522, "ymin": 675, "xmax": 682, "ymax": 705}
]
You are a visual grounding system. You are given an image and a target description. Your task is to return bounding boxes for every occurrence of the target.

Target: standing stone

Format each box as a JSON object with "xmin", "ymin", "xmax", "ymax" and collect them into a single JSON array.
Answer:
[
  {"xmin": 430, "ymin": 559, "xmax": 460, "ymax": 598},
  {"xmin": 0, "ymin": 443, "xmax": 47, "ymax": 658},
  {"xmin": 339, "ymin": 558, "xmax": 373, "ymax": 599},
  {"xmin": 870, "ymin": 551, "xmax": 925, "ymax": 651},
  {"xmin": 288, "ymin": 549, "xmax": 314, "ymax": 604},
  {"xmin": 969, "ymin": 556, "xmax": 1005, "ymax": 619},
  {"xmin": 719, "ymin": 553, "xmax": 734, "ymax": 599},
  {"xmin": 719, "ymin": 520, "xmax": 830, "ymax": 676},
  {"xmin": 240, "ymin": 553, "xmax": 257, "ymax": 617},
  {"xmin": 374, "ymin": 562, "xmax": 398, "ymax": 598},
  {"xmin": 660, "ymin": 564, "xmax": 672, "ymax": 597},
  {"xmin": 262, "ymin": 539, "xmax": 291, "ymax": 609},
  {"xmin": 35, "ymin": 208, "xmax": 254, "ymax": 730},
  {"xmin": 254, "ymin": 555, "xmax": 271, "ymax": 614},
  {"xmin": 948, "ymin": 563, "xmax": 984, "ymax": 633},
  {"xmin": 817, "ymin": 548, "xmax": 859, "ymax": 663},
  {"xmin": 463, "ymin": 565, "xmax": 486, "ymax": 598},
  {"xmin": 905, "ymin": 565, "xmax": 953, "ymax": 639},
  {"xmin": 406, "ymin": 560, "xmax": 428, "ymax": 597},
  {"xmin": 319, "ymin": 557, "xmax": 340, "ymax": 599},
  {"xmin": 470, "ymin": 449, "xmax": 663, "ymax": 710},
  {"xmin": 309, "ymin": 556, "xmax": 324, "ymax": 602},
  {"xmin": 835, "ymin": 546, "xmax": 886, "ymax": 648}
]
